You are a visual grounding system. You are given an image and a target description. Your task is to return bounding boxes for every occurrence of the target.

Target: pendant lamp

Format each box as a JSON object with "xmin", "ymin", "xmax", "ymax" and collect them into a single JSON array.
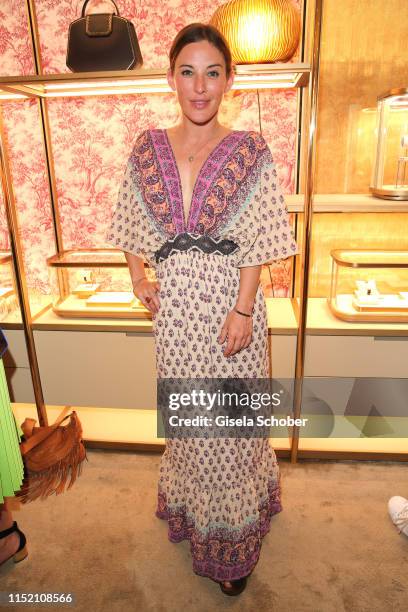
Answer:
[{"xmin": 210, "ymin": 0, "xmax": 301, "ymax": 64}]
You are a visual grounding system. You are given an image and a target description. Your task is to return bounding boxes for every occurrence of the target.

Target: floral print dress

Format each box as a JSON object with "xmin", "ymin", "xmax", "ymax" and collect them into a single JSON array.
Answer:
[{"xmin": 106, "ymin": 128, "xmax": 299, "ymax": 582}]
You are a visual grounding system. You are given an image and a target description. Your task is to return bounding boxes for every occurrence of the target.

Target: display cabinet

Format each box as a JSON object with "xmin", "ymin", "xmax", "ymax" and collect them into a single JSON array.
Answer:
[
  {"xmin": 370, "ymin": 87, "xmax": 408, "ymax": 201},
  {"xmin": 281, "ymin": 0, "xmax": 408, "ymax": 461},
  {"xmin": 328, "ymin": 249, "xmax": 408, "ymax": 323},
  {"xmin": 0, "ymin": 250, "xmax": 19, "ymax": 322},
  {"xmin": 0, "ymin": 53, "xmax": 306, "ymax": 452},
  {"xmin": 0, "ymin": 246, "xmax": 35, "ymax": 400},
  {"xmin": 47, "ymin": 249, "xmax": 152, "ymax": 319}
]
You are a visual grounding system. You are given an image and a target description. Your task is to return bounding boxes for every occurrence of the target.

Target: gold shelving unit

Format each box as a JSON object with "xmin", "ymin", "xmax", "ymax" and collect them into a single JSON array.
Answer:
[
  {"xmin": 0, "ymin": 63, "xmax": 310, "ymax": 99},
  {"xmin": 0, "ymin": 0, "xmax": 315, "ymax": 454}
]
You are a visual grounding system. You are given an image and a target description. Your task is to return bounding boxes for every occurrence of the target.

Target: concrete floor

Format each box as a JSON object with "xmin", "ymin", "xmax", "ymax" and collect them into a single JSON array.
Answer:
[{"xmin": 1, "ymin": 450, "xmax": 407, "ymax": 612}]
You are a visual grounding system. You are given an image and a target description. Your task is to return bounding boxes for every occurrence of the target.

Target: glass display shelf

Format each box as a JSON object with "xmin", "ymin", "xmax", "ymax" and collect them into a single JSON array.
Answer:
[
  {"xmin": 11, "ymin": 404, "xmax": 291, "ymax": 453},
  {"xmin": 0, "ymin": 63, "xmax": 310, "ymax": 100},
  {"xmin": 328, "ymin": 249, "xmax": 408, "ymax": 323},
  {"xmin": 370, "ymin": 87, "xmax": 408, "ymax": 201},
  {"xmin": 46, "ymin": 249, "xmax": 153, "ymax": 319}
]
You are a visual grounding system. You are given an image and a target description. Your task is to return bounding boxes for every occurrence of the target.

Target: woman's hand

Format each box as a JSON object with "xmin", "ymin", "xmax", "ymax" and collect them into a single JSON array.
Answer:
[
  {"xmin": 218, "ymin": 309, "xmax": 253, "ymax": 357},
  {"xmin": 133, "ymin": 278, "xmax": 161, "ymax": 314}
]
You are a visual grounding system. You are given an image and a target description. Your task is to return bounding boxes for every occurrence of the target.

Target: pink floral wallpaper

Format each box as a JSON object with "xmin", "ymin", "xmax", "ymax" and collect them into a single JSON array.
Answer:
[
  {"xmin": 0, "ymin": 1, "xmax": 34, "ymax": 76},
  {"xmin": 0, "ymin": 0, "xmax": 301, "ymax": 304},
  {"xmin": 1, "ymin": 99, "xmax": 55, "ymax": 294}
]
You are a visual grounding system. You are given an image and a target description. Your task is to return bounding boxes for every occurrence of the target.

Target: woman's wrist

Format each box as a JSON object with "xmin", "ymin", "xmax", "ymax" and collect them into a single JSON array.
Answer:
[
  {"xmin": 234, "ymin": 298, "xmax": 255, "ymax": 316},
  {"xmin": 233, "ymin": 298, "xmax": 255, "ymax": 317},
  {"xmin": 132, "ymin": 275, "xmax": 147, "ymax": 289}
]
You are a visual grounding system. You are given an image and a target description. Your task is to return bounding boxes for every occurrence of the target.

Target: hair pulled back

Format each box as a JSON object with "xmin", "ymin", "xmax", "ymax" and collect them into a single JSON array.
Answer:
[{"xmin": 169, "ymin": 23, "xmax": 233, "ymax": 78}]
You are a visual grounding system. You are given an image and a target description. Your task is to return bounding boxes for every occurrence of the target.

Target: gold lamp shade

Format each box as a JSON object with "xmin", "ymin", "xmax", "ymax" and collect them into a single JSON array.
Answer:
[{"xmin": 210, "ymin": 0, "xmax": 301, "ymax": 64}]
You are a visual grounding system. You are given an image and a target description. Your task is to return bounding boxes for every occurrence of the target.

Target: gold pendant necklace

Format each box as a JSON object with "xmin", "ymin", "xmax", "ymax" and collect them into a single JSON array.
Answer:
[{"xmin": 187, "ymin": 132, "xmax": 223, "ymax": 163}]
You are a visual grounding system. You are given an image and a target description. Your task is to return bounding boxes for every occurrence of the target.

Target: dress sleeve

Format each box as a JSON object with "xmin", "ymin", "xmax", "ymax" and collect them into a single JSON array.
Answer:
[
  {"xmin": 105, "ymin": 139, "xmax": 160, "ymax": 267},
  {"xmin": 235, "ymin": 138, "xmax": 300, "ymax": 268}
]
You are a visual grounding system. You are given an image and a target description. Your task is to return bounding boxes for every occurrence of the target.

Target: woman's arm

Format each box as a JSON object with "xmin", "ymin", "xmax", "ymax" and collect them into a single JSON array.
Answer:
[
  {"xmin": 218, "ymin": 264, "xmax": 262, "ymax": 357},
  {"xmin": 124, "ymin": 252, "xmax": 146, "ymax": 287},
  {"xmin": 124, "ymin": 252, "xmax": 160, "ymax": 314},
  {"xmin": 235, "ymin": 265, "xmax": 262, "ymax": 314}
]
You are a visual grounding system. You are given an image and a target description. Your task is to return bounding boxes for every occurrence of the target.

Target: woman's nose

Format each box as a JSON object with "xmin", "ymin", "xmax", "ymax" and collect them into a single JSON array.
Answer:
[{"xmin": 193, "ymin": 75, "xmax": 206, "ymax": 93}]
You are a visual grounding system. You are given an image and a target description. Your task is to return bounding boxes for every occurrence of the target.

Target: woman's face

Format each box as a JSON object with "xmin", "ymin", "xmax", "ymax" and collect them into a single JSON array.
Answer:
[{"xmin": 167, "ymin": 40, "xmax": 234, "ymax": 126}]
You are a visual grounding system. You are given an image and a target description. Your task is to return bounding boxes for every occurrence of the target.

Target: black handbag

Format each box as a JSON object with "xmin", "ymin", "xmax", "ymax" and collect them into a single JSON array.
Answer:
[{"xmin": 66, "ymin": 0, "xmax": 143, "ymax": 72}]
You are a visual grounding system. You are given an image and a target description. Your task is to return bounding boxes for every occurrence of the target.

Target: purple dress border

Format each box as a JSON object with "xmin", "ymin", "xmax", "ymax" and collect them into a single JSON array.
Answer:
[
  {"xmin": 150, "ymin": 129, "xmax": 248, "ymax": 234},
  {"xmin": 149, "ymin": 129, "xmax": 184, "ymax": 234},
  {"xmin": 156, "ymin": 478, "xmax": 282, "ymax": 582}
]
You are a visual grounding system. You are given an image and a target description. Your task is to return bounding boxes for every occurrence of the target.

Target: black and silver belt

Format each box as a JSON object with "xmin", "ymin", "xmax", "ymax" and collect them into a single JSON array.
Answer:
[{"xmin": 155, "ymin": 232, "xmax": 239, "ymax": 264}]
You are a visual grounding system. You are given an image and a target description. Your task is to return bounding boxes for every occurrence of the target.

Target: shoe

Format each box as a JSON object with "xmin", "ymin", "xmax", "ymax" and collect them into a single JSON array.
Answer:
[
  {"xmin": 0, "ymin": 521, "xmax": 28, "ymax": 564},
  {"xmin": 388, "ymin": 496, "xmax": 408, "ymax": 536},
  {"xmin": 219, "ymin": 576, "xmax": 248, "ymax": 596}
]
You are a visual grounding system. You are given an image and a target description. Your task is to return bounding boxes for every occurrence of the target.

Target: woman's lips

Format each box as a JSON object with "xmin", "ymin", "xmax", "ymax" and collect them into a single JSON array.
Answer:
[{"xmin": 191, "ymin": 100, "xmax": 209, "ymax": 109}]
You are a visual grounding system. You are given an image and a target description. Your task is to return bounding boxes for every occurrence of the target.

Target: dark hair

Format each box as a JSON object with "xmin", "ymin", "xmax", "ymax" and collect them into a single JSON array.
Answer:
[{"xmin": 169, "ymin": 23, "xmax": 234, "ymax": 78}]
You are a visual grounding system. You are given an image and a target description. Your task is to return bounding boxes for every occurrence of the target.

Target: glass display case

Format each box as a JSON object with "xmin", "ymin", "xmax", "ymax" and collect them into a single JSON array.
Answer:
[
  {"xmin": 46, "ymin": 249, "xmax": 154, "ymax": 319},
  {"xmin": 0, "ymin": 250, "xmax": 19, "ymax": 321},
  {"xmin": 370, "ymin": 87, "xmax": 408, "ymax": 200},
  {"xmin": 328, "ymin": 249, "xmax": 408, "ymax": 323}
]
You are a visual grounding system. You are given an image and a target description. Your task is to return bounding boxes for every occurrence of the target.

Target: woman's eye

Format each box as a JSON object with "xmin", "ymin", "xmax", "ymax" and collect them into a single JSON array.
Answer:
[{"xmin": 180, "ymin": 70, "xmax": 219, "ymax": 77}]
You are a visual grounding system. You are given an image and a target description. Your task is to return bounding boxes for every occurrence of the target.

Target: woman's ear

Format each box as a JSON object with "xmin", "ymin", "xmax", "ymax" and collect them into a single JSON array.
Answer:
[
  {"xmin": 224, "ymin": 67, "xmax": 235, "ymax": 94},
  {"xmin": 167, "ymin": 68, "xmax": 176, "ymax": 92}
]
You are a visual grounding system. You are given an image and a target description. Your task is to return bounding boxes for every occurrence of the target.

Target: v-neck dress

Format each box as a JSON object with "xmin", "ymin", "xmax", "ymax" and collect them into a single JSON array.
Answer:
[{"xmin": 106, "ymin": 128, "xmax": 299, "ymax": 582}]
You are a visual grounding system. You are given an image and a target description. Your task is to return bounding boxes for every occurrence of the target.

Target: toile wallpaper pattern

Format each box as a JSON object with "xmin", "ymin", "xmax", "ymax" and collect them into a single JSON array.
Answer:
[{"xmin": 0, "ymin": 0, "xmax": 301, "ymax": 300}]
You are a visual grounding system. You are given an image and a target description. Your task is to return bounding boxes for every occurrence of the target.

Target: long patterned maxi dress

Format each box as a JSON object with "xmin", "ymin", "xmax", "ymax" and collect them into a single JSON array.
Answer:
[{"xmin": 106, "ymin": 128, "xmax": 299, "ymax": 582}]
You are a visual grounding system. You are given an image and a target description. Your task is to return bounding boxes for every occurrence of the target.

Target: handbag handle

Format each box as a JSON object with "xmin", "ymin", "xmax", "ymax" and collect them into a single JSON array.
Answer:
[
  {"xmin": 19, "ymin": 406, "xmax": 73, "ymax": 456},
  {"xmin": 81, "ymin": 0, "xmax": 120, "ymax": 17}
]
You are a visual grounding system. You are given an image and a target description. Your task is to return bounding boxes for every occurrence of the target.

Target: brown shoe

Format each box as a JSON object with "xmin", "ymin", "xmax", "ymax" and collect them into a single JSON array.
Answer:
[{"xmin": 219, "ymin": 576, "xmax": 248, "ymax": 596}]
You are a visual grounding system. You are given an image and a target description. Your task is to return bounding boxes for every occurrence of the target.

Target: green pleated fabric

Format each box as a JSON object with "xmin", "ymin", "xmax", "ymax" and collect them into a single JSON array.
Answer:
[{"xmin": 0, "ymin": 358, "xmax": 24, "ymax": 504}]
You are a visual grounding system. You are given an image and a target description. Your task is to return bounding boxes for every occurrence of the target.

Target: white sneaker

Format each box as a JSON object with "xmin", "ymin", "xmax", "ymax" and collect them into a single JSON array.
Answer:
[{"xmin": 388, "ymin": 496, "xmax": 408, "ymax": 536}]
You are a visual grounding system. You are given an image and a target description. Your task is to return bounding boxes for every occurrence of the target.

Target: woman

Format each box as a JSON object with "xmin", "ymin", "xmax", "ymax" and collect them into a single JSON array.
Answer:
[
  {"xmin": 106, "ymin": 23, "xmax": 299, "ymax": 595},
  {"xmin": 0, "ymin": 328, "xmax": 28, "ymax": 566}
]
